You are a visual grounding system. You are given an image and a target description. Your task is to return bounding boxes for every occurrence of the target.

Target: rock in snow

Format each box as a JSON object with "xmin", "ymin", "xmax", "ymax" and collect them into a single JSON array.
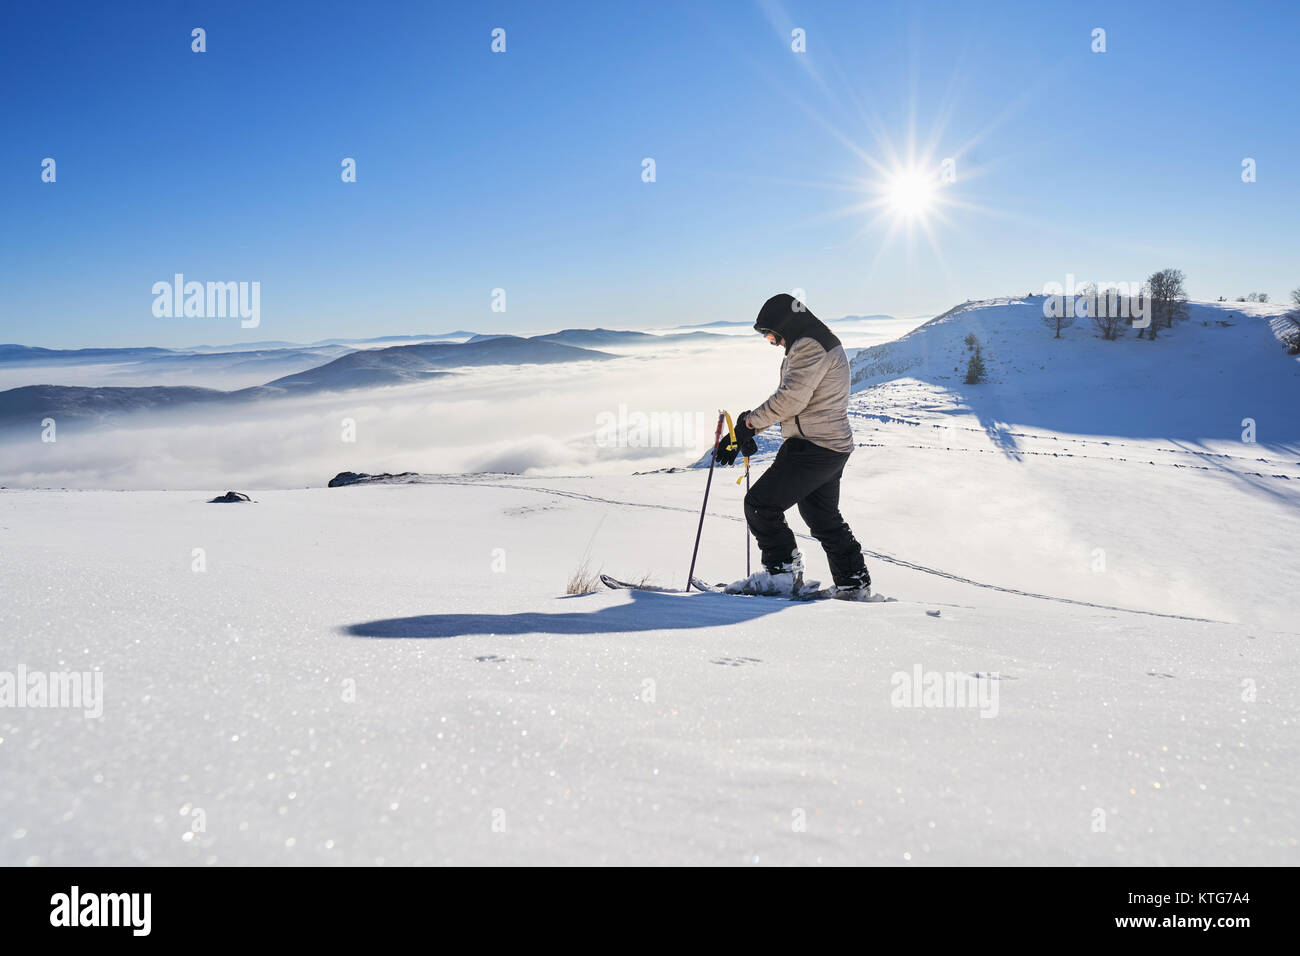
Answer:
[{"xmin": 208, "ymin": 491, "xmax": 252, "ymax": 503}]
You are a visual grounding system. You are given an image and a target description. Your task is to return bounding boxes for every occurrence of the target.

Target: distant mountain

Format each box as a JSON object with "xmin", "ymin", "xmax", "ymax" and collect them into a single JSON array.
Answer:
[
  {"xmin": 665, "ymin": 320, "xmax": 750, "ymax": 330},
  {"xmin": 532, "ymin": 328, "xmax": 725, "ymax": 346},
  {"xmin": 307, "ymin": 332, "xmax": 476, "ymax": 348},
  {"xmin": 647, "ymin": 330, "xmax": 730, "ymax": 342},
  {"xmin": 0, "ymin": 343, "xmax": 357, "ymax": 391},
  {"xmin": 0, "ymin": 335, "xmax": 618, "ymax": 427},
  {"xmin": 531, "ymin": 328, "xmax": 658, "ymax": 347},
  {"xmin": 130, "ymin": 346, "xmax": 350, "ymax": 369},
  {"xmin": 0, "ymin": 384, "xmax": 236, "ymax": 428},
  {"xmin": 119, "ymin": 347, "xmax": 355, "ymax": 389},
  {"xmin": 179, "ymin": 341, "xmax": 304, "ymax": 352},
  {"xmin": 182, "ymin": 332, "xmax": 476, "ymax": 352},
  {"xmin": 0, "ymin": 344, "xmax": 176, "ymax": 364},
  {"xmin": 661, "ymin": 315, "xmax": 894, "ymax": 332},
  {"xmin": 263, "ymin": 336, "xmax": 615, "ymax": 392}
]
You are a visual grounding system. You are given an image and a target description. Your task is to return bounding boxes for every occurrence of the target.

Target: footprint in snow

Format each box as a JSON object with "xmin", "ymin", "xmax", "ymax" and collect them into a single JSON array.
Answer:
[
  {"xmin": 503, "ymin": 504, "xmax": 563, "ymax": 516},
  {"xmin": 712, "ymin": 657, "xmax": 762, "ymax": 667}
]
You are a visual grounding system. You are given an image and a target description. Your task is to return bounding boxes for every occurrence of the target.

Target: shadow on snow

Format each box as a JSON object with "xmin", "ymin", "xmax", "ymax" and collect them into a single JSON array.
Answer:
[{"xmin": 343, "ymin": 588, "xmax": 799, "ymax": 639}]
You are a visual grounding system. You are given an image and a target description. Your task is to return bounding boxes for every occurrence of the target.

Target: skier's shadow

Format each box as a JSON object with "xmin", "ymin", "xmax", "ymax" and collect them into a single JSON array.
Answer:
[{"xmin": 344, "ymin": 589, "xmax": 796, "ymax": 639}]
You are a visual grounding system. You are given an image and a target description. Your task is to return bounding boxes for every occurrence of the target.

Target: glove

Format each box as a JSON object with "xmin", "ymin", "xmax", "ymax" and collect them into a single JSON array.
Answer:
[{"xmin": 714, "ymin": 411, "xmax": 758, "ymax": 466}]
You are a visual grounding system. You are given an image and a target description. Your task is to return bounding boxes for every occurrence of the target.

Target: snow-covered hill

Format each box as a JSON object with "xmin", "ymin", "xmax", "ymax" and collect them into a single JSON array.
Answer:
[{"xmin": 850, "ymin": 297, "xmax": 1299, "ymax": 445}]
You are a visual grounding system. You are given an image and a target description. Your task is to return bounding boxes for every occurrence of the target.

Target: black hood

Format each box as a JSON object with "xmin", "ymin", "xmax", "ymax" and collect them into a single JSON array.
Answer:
[{"xmin": 753, "ymin": 294, "xmax": 841, "ymax": 353}]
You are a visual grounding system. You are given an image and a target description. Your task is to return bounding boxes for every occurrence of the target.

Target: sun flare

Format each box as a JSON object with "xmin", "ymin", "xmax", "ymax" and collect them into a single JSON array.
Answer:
[{"xmin": 885, "ymin": 168, "xmax": 938, "ymax": 219}]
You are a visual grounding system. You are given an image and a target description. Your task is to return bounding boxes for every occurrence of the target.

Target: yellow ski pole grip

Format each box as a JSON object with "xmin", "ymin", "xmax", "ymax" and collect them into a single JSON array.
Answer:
[{"xmin": 722, "ymin": 411, "xmax": 750, "ymax": 484}]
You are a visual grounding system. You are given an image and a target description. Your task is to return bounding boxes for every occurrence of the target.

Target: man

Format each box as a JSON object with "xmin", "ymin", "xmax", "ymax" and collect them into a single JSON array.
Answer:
[{"xmin": 715, "ymin": 293, "xmax": 871, "ymax": 599}]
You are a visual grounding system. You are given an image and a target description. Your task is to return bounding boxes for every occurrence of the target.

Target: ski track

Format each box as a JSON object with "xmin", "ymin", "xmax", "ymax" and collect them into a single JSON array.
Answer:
[
  {"xmin": 402, "ymin": 475, "xmax": 1233, "ymax": 625},
  {"xmin": 847, "ymin": 412, "xmax": 1300, "ymax": 479},
  {"xmin": 852, "ymin": 437, "xmax": 1300, "ymax": 481}
]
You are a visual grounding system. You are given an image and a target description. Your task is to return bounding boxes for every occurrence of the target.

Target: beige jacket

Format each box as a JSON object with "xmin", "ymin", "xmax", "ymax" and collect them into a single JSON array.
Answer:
[{"xmin": 746, "ymin": 337, "xmax": 854, "ymax": 453}]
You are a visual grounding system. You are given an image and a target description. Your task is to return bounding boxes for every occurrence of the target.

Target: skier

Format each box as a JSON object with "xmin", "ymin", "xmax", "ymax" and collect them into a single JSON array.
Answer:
[{"xmin": 715, "ymin": 293, "xmax": 872, "ymax": 599}]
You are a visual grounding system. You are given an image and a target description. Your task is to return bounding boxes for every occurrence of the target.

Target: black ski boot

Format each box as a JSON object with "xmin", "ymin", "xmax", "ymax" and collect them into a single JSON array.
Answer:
[{"xmin": 829, "ymin": 568, "xmax": 872, "ymax": 602}]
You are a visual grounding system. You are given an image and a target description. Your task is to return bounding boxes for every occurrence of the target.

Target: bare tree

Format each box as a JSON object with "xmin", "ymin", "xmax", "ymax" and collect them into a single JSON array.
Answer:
[
  {"xmin": 1142, "ymin": 268, "xmax": 1189, "ymax": 339},
  {"xmin": 1138, "ymin": 280, "xmax": 1156, "ymax": 339},
  {"xmin": 1091, "ymin": 287, "xmax": 1128, "ymax": 340},
  {"xmin": 1041, "ymin": 296, "xmax": 1077, "ymax": 338}
]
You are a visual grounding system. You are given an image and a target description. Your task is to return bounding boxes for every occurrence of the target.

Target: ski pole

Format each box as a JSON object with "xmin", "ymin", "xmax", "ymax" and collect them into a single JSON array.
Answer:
[
  {"xmin": 687, "ymin": 411, "xmax": 726, "ymax": 591},
  {"xmin": 745, "ymin": 465, "xmax": 751, "ymax": 576},
  {"xmin": 722, "ymin": 411, "xmax": 752, "ymax": 575}
]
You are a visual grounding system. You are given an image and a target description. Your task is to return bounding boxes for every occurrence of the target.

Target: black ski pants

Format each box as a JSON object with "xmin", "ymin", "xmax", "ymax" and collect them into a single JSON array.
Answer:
[{"xmin": 743, "ymin": 437, "xmax": 867, "ymax": 586}]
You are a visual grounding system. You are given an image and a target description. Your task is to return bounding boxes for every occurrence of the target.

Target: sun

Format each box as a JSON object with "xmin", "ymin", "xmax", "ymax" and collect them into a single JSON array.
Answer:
[{"xmin": 884, "ymin": 168, "xmax": 938, "ymax": 219}]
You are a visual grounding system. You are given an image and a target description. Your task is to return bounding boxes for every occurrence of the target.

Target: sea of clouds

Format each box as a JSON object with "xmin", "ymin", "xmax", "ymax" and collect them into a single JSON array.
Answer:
[{"xmin": 0, "ymin": 317, "xmax": 923, "ymax": 490}]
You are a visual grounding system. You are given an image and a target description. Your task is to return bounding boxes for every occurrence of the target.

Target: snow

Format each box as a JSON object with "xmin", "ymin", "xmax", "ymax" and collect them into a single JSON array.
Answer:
[
  {"xmin": 1, "ymin": 298, "xmax": 1297, "ymax": 865},
  {"xmin": 2, "ymin": 475, "xmax": 1296, "ymax": 864}
]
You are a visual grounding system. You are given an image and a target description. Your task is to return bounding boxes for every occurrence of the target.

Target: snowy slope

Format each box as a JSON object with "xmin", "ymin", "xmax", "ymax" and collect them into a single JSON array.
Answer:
[
  {"xmin": 1, "ymin": 467, "xmax": 1296, "ymax": 866},
  {"xmin": 1, "ymin": 298, "xmax": 1297, "ymax": 866},
  {"xmin": 850, "ymin": 297, "xmax": 1298, "ymax": 444},
  {"xmin": 835, "ymin": 297, "xmax": 1300, "ymax": 633}
]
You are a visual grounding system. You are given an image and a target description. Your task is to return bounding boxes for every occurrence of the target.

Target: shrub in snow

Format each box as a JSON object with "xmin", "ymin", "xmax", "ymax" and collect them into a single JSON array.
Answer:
[
  {"xmin": 566, "ymin": 557, "xmax": 603, "ymax": 595},
  {"xmin": 1282, "ymin": 311, "xmax": 1300, "ymax": 355}
]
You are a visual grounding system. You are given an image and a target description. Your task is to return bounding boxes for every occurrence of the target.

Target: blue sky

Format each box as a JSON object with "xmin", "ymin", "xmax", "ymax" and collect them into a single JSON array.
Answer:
[{"xmin": 2, "ymin": 0, "xmax": 1297, "ymax": 348}]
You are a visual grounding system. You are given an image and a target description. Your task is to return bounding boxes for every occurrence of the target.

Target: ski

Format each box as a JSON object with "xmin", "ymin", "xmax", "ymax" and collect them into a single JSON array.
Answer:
[
  {"xmin": 706, "ymin": 568, "xmax": 824, "ymax": 601},
  {"xmin": 600, "ymin": 572, "xmax": 897, "ymax": 604},
  {"xmin": 600, "ymin": 573, "xmax": 722, "ymax": 593},
  {"xmin": 788, "ymin": 587, "xmax": 895, "ymax": 603},
  {"xmin": 709, "ymin": 577, "xmax": 896, "ymax": 603}
]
